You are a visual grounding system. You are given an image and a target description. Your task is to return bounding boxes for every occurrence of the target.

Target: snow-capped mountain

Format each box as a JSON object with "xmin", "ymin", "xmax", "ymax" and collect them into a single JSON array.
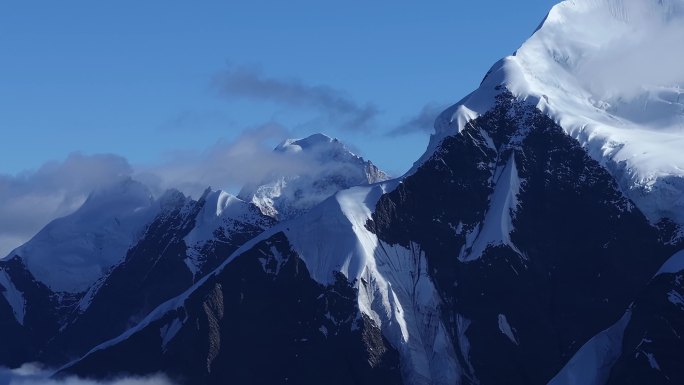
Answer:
[
  {"xmin": 0, "ymin": 134, "xmax": 387, "ymax": 368},
  {"xmin": 8, "ymin": 179, "xmax": 158, "ymax": 294},
  {"xmin": 0, "ymin": 179, "xmax": 162, "ymax": 366},
  {"xmin": 34, "ymin": 187, "xmax": 276, "ymax": 364},
  {"xmin": 426, "ymin": 0, "xmax": 684, "ymax": 228},
  {"xmin": 3, "ymin": 1, "xmax": 684, "ymax": 384},
  {"xmin": 239, "ymin": 133, "xmax": 389, "ymax": 220},
  {"xmin": 61, "ymin": 91, "xmax": 681, "ymax": 384}
]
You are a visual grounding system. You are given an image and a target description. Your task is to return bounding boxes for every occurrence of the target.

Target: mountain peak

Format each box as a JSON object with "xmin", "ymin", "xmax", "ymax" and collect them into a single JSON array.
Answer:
[
  {"xmin": 8, "ymin": 178, "xmax": 161, "ymax": 293},
  {"xmin": 276, "ymin": 133, "xmax": 335, "ymax": 152},
  {"xmin": 80, "ymin": 178, "xmax": 153, "ymax": 213},
  {"xmin": 239, "ymin": 133, "xmax": 389, "ymax": 220},
  {"xmin": 421, "ymin": 0, "xmax": 684, "ymax": 227}
]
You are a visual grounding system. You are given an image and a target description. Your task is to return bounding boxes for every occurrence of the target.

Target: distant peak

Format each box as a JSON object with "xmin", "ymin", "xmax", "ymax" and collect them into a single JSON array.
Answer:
[
  {"xmin": 83, "ymin": 178, "xmax": 153, "ymax": 209},
  {"xmin": 239, "ymin": 132, "xmax": 389, "ymax": 220},
  {"xmin": 293, "ymin": 133, "xmax": 334, "ymax": 147},
  {"xmin": 275, "ymin": 133, "xmax": 339, "ymax": 153}
]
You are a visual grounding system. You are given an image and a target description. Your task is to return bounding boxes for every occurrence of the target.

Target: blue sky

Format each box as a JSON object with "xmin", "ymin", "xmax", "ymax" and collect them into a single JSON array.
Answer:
[
  {"xmin": 1, "ymin": 0, "xmax": 557, "ymax": 178},
  {"xmin": 0, "ymin": 1, "xmax": 560, "ymax": 255}
]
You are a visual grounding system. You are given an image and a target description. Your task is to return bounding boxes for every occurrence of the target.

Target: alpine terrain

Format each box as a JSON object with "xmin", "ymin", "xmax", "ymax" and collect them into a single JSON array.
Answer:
[{"xmin": 2, "ymin": 0, "xmax": 684, "ymax": 384}]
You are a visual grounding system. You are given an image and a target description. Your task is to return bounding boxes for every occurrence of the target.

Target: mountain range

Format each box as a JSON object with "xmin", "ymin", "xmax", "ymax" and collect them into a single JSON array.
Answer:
[{"xmin": 2, "ymin": 0, "xmax": 684, "ymax": 384}]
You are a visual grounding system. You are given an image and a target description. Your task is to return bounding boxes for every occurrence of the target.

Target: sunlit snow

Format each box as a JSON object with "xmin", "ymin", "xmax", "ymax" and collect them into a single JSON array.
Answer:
[{"xmin": 427, "ymin": 0, "xmax": 684, "ymax": 227}]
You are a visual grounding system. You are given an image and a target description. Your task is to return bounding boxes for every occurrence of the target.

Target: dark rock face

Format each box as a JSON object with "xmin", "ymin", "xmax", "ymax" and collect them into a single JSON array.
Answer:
[
  {"xmin": 607, "ymin": 270, "xmax": 684, "ymax": 385},
  {"xmin": 0, "ymin": 256, "xmax": 60, "ymax": 367},
  {"xmin": 187, "ymin": 207, "xmax": 276, "ymax": 279},
  {"xmin": 41, "ymin": 190, "xmax": 275, "ymax": 364},
  {"xmin": 40, "ymin": 192, "xmax": 200, "ymax": 364},
  {"xmin": 64, "ymin": 233, "xmax": 402, "ymax": 385},
  {"xmin": 368, "ymin": 92, "xmax": 678, "ymax": 385},
  {"xmin": 0, "ymin": 188, "xmax": 276, "ymax": 370}
]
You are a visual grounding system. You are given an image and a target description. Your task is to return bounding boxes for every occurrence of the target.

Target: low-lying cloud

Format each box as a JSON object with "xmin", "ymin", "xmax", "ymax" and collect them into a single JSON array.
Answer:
[
  {"xmin": 213, "ymin": 66, "xmax": 379, "ymax": 131},
  {"xmin": 0, "ymin": 364, "xmax": 175, "ymax": 385}
]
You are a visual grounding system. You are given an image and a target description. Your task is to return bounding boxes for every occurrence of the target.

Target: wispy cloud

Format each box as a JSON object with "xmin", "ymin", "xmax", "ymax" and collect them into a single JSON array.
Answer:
[
  {"xmin": 387, "ymin": 102, "xmax": 447, "ymax": 136},
  {"xmin": 0, "ymin": 364, "xmax": 176, "ymax": 385},
  {"xmin": 0, "ymin": 154, "xmax": 134, "ymax": 258},
  {"xmin": 136, "ymin": 122, "xmax": 318, "ymax": 197},
  {"xmin": 575, "ymin": 0, "xmax": 684, "ymax": 100},
  {"xmin": 213, "ymin": 66, "xmax": 379, "ymax": 131}
]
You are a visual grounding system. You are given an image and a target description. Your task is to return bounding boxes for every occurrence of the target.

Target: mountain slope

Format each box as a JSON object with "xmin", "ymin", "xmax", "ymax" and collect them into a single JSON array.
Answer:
[
  {"xmin": 0, "ymin": 179, "xmax": 161, "ymax": 367},
  {"xmin": 38, "ymin": 134, "xmax": 385, "ymax": 363},
  {"xmin": 38, "ymin": 188, "xmax": 274, "ymax": 364},
  {"xmin": 0, "ymin": 256, "xmax": 58, "ymax": 367},
  {"xmin": 4, "ymin": 179, "xmax": 158, "ymax": 294},
  {"xmin": 369, "ymin": 92, "xmax": 679, "ymax": 384},
  {"xmin": 549, "ymin": 251, "xmax": 684, "ymax": 385},
  {"xmin": 60, "ymin": 231, "xmax": 402, "ymax": 385}
]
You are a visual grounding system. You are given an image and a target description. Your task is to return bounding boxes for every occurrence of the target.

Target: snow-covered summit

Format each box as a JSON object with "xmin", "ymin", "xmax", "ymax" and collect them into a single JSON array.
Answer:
[
  {"xmin": 275, "ymin": 133, "xmax": 335, "ymax": 153},
  {"xmin": 4, "ymin": 179, "xmax": 161, "ymax": 293},
  {"xmin": 239, "ymin": 133, "xmax": 390, "ymax": 220},
  {"xmin": 428, "ymin": 0, "xmax": 684, "ymax": 226},
  {"xmin": 183, "ymin": 188, "xmax": 275, "ymax": 276}
]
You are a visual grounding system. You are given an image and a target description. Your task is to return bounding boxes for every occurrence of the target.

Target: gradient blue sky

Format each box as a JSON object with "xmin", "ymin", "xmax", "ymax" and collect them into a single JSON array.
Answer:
[{"xmin": 1, "ymin": 0, "xmax": 557, "ymax": 177}]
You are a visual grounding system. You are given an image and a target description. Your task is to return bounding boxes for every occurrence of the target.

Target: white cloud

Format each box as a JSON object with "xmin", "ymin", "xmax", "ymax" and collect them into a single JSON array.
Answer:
[
  {"xmin": 9, "ymin": 376, "xmax": 176, "ymax": 385},
  {"xmin": 0, "ymin": 154, "xmax": 134, "ymax": 257},
  {"xmin": 135, "ymin": 122, "xmax": 323, "ymax": 197},
  {"xmin": 0, "ymin": 364, "xmax": 176, "ymax": 385},
  {"xmin": 575, "ymin": 0, "xmax": 684, "ymax": 100}
]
